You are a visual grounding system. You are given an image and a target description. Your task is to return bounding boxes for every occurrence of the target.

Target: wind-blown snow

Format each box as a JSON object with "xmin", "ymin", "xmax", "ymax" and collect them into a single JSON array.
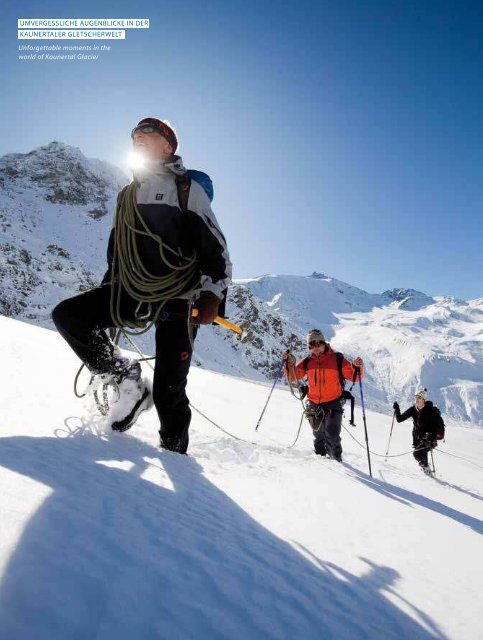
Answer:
[{"xmin": 0, "ymin": 315, "xmax": 482, "ymax": 639}]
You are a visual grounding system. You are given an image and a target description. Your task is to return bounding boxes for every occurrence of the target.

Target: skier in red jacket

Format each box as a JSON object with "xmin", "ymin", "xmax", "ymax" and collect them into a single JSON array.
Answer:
[{"xmin": 284, "ymin": 329, "xmax": 364, "ymax": 461}]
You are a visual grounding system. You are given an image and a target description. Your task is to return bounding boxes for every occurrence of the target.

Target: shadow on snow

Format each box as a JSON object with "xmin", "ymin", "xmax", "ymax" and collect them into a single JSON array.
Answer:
[
  {"xmin": 0, "ymin": 420, "xmax": 448, "ymax": 640},
  {"xmin": 346, "ymin": 464, "xmax": 483, "ymax": 535}
]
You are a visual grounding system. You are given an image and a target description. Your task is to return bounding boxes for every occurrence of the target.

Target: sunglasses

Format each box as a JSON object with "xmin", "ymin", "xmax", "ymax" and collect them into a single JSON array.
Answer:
[
  {"xmin": 309, "ymin": 341, "xmax": 326, "ymax": 348},
  {"xmin": 131, "ymin": 124, "xmax": 159, "ymax": 138}
]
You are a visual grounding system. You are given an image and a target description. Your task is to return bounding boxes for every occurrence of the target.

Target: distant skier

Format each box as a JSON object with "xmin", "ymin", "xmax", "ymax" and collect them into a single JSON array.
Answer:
[
  {"xmin": 52, "ymin": 117, "xmax": 232, "ymax": 453},
  {"xmin": 283, "ymin": 329, "xmax": 364, "ymax": 461},
  {"xmin": 393, "ymin": 388, "xmax": 445, "ymax": 475}
]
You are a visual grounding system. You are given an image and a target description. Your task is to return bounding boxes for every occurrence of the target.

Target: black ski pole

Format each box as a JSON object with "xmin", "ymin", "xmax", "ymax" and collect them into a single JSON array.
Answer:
[
  {"xmin": 358, "ymin": 371, "xmax": 373, "ymax": 478},
  {"xmin": 255, "ymin": 358, "xmax": 285, "ymax": 431},
  {"xmin": 430, "ymin": 449, "xmax": 436, "ymax": 474},
  {"xmin": 385, "ymin": 411, "xmax": 396, "ymax": 462}
]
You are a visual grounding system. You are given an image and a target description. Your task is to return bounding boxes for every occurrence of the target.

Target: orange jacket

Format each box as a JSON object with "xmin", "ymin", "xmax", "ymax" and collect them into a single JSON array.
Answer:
[{"xmin": 285, "ymin": 347, "xmax": 363, "ymax": 404}]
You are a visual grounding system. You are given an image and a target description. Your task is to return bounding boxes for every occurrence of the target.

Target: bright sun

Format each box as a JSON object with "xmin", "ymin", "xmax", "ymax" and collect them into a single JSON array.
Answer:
[{"xmin": 127, "ymin": 151, "xmax": 146, "ymax": 170}]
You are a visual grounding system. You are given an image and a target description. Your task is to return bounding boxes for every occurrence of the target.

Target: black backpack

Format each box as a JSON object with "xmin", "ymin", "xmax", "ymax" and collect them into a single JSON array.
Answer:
[{"xmin": 433, "ymin": 406, "xmax": 446, "ymax": 440}]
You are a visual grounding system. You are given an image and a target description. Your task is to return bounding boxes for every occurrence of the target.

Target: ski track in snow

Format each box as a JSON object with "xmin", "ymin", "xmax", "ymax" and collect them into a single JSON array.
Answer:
[{"xmin": 0, "ymin": 316, "xmax": 482, "ymax": 640}]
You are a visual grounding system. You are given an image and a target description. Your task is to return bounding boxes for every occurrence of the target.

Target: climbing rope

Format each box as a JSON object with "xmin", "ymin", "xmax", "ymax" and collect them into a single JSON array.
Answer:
[
  {"xmin": 190, "ymin": 404, "xmax": 258, "ymax": 445},
  {"xmin": 74, "ymin": 334, "xmax": 482, "ymax": 470},
  {"xmin": 120, "ymin": 328, "xmax": 259, "ymax": 445},
  {"xmin": 73, "ymin": 176, "xmax": 202, "ymax": 402},
  {"xmin": 109, "ymin": 181, "xmax": 200, "ymax": 335},
  {"xmin": 341, "ymin": 422, "xmax": 440, "ymax": 458},
  {"xmin": 73, "ymin": 326, "xmax": 256, "ymax": 445},
  {"xmin": 287, "ymin": 412, "xmax": 305, "ymax": 448},
  {"xmin": 285, "ymin": 353, "xmax": 307, "ymax": 403},
  {"xmin": 284, "ymin": 352, "xmax": 316, "ymax": 440},
  {"xmin": 432, "ymin": 447, "xmax": 483, "ymax": 470}
]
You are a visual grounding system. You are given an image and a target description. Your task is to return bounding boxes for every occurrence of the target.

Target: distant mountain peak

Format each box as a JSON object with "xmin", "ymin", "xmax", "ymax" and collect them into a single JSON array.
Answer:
[
  {"xmin": 42, "ymin": 140, "xmax": 70, "ymax": 150},
  {"xmin": 383, "ymin": 287, "xmax": 430, "ymax": 300},
  {"xmin": 382, "ymin": 288, "xmax": 434, "ymax": 310},
  {"xmin": 0, "ymin": 140, "xmax": 127, "ymax": 210},
  {"xmin": 309, "ymin": 271, "xmax": 329, "ymax": 280},
  {"xmin": 39, "ymin": 140, "xmax": 79, "ymax": 156}
]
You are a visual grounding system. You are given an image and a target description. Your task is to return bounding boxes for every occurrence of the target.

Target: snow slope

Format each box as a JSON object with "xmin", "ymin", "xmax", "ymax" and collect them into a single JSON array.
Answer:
[{"xmin": 0, "ymin": 316, "xmax": 482, "ymax": 639}]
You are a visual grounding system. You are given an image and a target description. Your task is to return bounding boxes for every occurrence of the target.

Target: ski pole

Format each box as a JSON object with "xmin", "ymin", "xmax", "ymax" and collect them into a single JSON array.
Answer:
[
  {"xmin": 430, "ymin": 449, "xmax": 436, "ymax": 474},
  {"xmin": 385, "ymin": 411, "xmax": 396, "ymax": 462},
  {"xmin": 358, "ymin": 370, "xmax": 373, "ymax": 478},
  {"xmin": 255, "ymin": 359, "xmax": 285, "ymax": 431}
]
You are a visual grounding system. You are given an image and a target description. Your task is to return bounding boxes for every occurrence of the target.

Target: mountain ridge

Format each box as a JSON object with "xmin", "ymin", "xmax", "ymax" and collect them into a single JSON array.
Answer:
[{"xmin": 0, "ymin": 142, "xmax": 481, "ymax": 424}]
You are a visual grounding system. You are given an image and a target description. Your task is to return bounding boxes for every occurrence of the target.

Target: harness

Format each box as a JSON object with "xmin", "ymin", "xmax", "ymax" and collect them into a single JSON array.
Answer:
[{"xmin": 301, "ymin": 352, "xmax": 357, "ymax": 426}]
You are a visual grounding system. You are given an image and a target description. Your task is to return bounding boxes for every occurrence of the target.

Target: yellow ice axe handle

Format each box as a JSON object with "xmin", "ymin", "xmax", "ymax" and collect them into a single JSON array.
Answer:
[{"xmin": 191, "ymin": 309, "xmax": 243, "ymax": 335}]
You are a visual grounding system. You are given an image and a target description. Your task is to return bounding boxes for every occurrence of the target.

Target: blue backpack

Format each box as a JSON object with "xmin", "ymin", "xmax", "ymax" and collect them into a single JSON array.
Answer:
[
  {"xmin": 187, "ymin": 170, "xmax": 214, "ymax": 202},
  {"xmin": 176, "ymin": 170, "xmax": 214, "ymax": 210}
]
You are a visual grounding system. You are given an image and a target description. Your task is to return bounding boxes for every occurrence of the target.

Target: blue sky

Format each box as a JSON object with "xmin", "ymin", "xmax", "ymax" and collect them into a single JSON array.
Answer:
[{"xmin": 1, "ymin": 0, "xmax": 482, "ymax": 299}]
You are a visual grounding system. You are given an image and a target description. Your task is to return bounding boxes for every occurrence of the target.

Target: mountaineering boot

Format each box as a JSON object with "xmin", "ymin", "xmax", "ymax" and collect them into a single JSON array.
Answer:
[
  {"xmin": 159, "ymin": 438, "xmax": 188, "ymax": 455},
  {"xmin": 159, "ymin": 439, "xmax": 187, "ymax": 455},
  {"xmin": 109, "ymin": 361, "xmax": 153, "ymax": 432},
  {"xmin": 420, "ymin": 463, "xmax": 433, "ymax": 476},
  {"xmin": 328, "ymin": 452, "xmax": 342, "ymax": 463},
  {"xmin": 159, "ymin": 432, "xmax": 189, "ymax": 455}
]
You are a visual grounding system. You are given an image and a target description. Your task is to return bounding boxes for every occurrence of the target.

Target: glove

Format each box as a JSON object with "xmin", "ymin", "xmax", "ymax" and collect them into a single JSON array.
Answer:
[
  {"xmin": 282, "ymin": 351, "xmax": 293, "ymax": 375},
  {"xmin": 393, "ymin": 402, "xmax": 399, "ymax": 411},
  {"xmin": 352, "ymin": 357, "xmax": 363, "ymax": 369},
  {"xmin": 192, "ymin": 291, "xmax": 221, "ymax": 325}
]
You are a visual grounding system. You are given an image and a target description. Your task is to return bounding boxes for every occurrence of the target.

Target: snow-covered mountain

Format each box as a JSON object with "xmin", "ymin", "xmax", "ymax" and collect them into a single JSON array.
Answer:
[
  {"xmin": 210, "ymin": 274, "xmax": 482, "ymax": 426},
  {"xmin": 0, "ymin": 141, "xmax": 127, "ymax": 321},
  {"xmin": 0, "ymin": 143, "xmax": 481, "ymax": 425}
]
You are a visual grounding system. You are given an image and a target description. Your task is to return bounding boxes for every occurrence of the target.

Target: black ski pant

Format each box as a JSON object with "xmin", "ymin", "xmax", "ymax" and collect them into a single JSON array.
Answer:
[
  {"xmin": 413, "ymin": 434, "xmax": 436, "ymax": 468},
  {"xmin": 306, "ymin": 398, "xmax": 343, "ymax": 459},
  {"xmin": 52, "ymin": 285, "xmax": 196, "ymax": 453}
]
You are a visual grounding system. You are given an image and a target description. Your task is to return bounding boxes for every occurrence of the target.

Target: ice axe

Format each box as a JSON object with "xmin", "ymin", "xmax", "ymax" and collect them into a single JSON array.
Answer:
[{"xmin": 191, "ymin": 308, "xmax": 243, "ymax": 336}]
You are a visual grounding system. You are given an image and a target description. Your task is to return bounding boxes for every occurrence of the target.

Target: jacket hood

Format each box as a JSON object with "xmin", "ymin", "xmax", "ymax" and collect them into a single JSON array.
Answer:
[
  {"xmin": 164, "ymin": 154, "xmax": 186, "ymax": 175},
  {"xmin": 133, "ymin": 154, "xmax": 186, "ymax": 181}
]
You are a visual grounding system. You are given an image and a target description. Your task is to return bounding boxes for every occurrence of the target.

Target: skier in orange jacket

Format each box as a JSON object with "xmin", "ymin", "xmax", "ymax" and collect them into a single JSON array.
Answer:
[{"xmin": 283, "ymin": 329, "xmax": 364, "ymax": 461}]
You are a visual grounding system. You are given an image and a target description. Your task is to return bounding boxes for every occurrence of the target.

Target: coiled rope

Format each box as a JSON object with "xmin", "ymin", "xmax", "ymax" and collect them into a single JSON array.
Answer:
[
  {"xmin": 109, "ymin": 181, "xmax": 199, "ymax": 334},
  {"xmin": 73, "ymin": 177, "xmax": 200, "ymax": 396}
]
